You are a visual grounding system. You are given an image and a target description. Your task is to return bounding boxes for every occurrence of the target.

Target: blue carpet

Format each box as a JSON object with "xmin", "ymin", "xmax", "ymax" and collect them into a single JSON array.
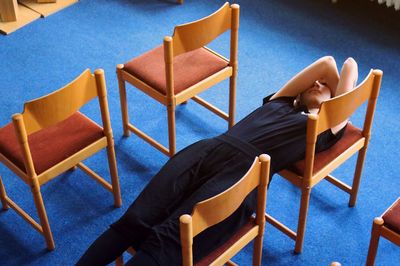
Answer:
[{"xmin": 0, "ymin": 0, "xmax": 399, "ymax": 265}]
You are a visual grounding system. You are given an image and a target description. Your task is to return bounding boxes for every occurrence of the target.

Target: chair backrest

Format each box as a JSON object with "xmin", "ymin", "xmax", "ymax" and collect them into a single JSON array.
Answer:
[
  {"xmin": 180, "ymin": 154, "xmax": 270, "ymax": 265},
  {"xmin": 15, "ymin": 69, "xmax": 105, "ymax": 135},
  {"xmin": 303, "ymin": 69, "xmax": 382, "ymax": 179},
  {"xmin": 316, "ymin": 69, "xmax": 382, "ymax": 136},
  {"xmin": 169, "ymin": 2, "xmax": 240, "ymax": 57},
  {"xmin": 11, "ymin": 69, "xmax": 111, "ymax": 178}
]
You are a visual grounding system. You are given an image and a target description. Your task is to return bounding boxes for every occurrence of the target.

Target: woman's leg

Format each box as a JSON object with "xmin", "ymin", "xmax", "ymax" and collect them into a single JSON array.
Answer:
[
  {"xmin": 111, "ymin": 139, "xmax": 221, "ymax": 250},
  {"xmin": 76, "ymin": 228, "xmax": 132, "ymax": 266}
]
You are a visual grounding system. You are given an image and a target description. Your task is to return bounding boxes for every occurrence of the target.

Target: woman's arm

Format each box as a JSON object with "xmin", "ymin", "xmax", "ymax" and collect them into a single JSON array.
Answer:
[
  {"xmin": 271, "ymin": 56, "xmax": 340, "ymax": 100},
  {"xmin": 331, "ymin": 57, "xmax": 358, "ymax": 134}
]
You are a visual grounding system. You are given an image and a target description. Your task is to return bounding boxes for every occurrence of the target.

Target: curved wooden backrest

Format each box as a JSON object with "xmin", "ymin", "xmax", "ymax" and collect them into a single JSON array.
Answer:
[
  {"xmin": 316, "ymin": 69, "xmax": 382, "ymax": 135},
  {"xmin": 19, "ymin": 69, "xmax": 98, "ymax": 135},
  {"xmin": 171, "ymin": 2, "xmax": 239, "ymax": 56},
  {"xmin": 189, "ymin": 155, "xmax": 270, "ymax": 237}
]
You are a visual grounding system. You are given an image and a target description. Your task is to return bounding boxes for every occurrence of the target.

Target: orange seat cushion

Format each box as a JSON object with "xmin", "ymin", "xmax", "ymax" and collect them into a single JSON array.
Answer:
[
  {"xmin": 123, "ymin": 46, "xmax": 229, "ymax": 95},
  {"xmin": 290, "ymin": 124, "xmax": 364, "ymax": 176},
  {"xmin": 0, "ymin": 112, "xmax": 104, "ymax": 175},
  {"xmin": 382, "ymin": 198, "xmax": 400, "ymax": 234},
  {"xmin": 195, "ymin": 219, "xmax": 255, "ymax": 266}
]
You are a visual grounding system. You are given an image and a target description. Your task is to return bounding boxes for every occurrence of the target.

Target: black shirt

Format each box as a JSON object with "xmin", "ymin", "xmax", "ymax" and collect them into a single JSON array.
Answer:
[{"xmin": 226, "ymin": 95, "xmax": 344, "ymax": 174}]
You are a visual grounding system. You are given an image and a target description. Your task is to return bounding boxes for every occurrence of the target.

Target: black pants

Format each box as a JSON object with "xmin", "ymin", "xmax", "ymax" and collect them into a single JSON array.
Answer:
[{"xmin": 77, "ymin": 135, "xmax": 262, "ymax": 266}]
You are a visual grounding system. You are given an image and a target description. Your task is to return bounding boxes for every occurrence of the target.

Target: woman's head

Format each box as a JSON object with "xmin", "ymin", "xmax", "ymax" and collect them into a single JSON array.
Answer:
[{"xmin": 295, "ymin": 80, "xmax": 332, "ymax": 110}]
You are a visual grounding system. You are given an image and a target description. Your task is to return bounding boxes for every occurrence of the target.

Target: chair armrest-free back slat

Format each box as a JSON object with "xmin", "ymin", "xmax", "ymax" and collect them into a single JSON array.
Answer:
[
  {"xmin": 317, "ymin": 69, "xmax": 382, "ymax": 135},
  {"xmin": 172, "ymin": 2, "xmax": 238, "ymax": 56},
  {"xmin": 20, "ymin": 69, "xmax": 98, "ymax": 135},
  {"xmin": 190, "ymin": 155, "xmax": 269, "ymax": 237}
]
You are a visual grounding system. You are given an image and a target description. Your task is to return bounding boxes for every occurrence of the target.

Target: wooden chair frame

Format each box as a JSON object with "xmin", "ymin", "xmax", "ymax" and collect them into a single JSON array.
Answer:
[
  {"xmin": 0, "ymin": 69, "xmax": 121, "ymax": 250},
  {"xmin": 366, "ymin": 198, "xmax": 400, "ymax": 266},
  {"xmin": 117, "ymin": 2, "xmax": 240, "ymax": 156},
  {"xmin": 115, "ymin": 155, "xmax": 270, "ymax": 266},
  {"xmin": 266, "ymin": 69, "xmax": 383, "ymax": 253},
  {"xmin": 180, "ymin": 154, "xmax": 270, "ymax": 266}
]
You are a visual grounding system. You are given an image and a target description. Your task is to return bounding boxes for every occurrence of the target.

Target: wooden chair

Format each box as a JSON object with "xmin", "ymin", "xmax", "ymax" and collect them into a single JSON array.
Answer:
[
  {"xmin": 265, "ymin": 69, "xmax": 383, "ymax": 253},
  {"xmin": 117, "ymin": 2, "xmax": 240, "ymax": 156},
  {"xmin": 115, "ymin": 154, "xmax": 270, "ymax": 266},
  {"xmin": 180, "ymin": 154, "xmax": 270, "ymax": 266},
  {"xmin": 0, "ymin": 69, "xmax": 122, "ymax": 250},
  {"xmin": 366, "ymin": 198, "xmax": 400, "ymax": 266}
]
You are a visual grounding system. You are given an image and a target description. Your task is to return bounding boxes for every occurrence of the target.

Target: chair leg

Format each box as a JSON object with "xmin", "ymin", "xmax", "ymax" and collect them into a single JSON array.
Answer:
[
  {"xmin": 115, "ymin": 255, "xmax": 124, "ymax": 266},
  {"xmin": 294, "ymin": 186, "xmax": 311, "ymax": 254},
  {"xmin": 0, "ymin": 175, "xmax": 10, "ymax": 210},
  {"xmin": 167, "ymin": 104, "xmax": 176, "ymax": 157},
  {"xmin": 252, "ymin": 234, "xmax": 264, "ymax": 266},
  {"xmin": 349, "ymin": 147, "xmax": 367, "ymax": 207},
  {"xmin": 31, "ymin": 179, "xmax": 55, "ymax": 250},
  {"xmin": 117, "ymin": 65, "xmax": 130, "ymax": 137},
  {"xmin": 366, "ymin": 217, "xmax": 383, "ymax": 266},
  {"xmin": 228, "ymin": 75, "xmax": 236, "ymax": 129},
  {"xmin": 106, "ymin": 140, "xmax": 122, "ymax": 208}
]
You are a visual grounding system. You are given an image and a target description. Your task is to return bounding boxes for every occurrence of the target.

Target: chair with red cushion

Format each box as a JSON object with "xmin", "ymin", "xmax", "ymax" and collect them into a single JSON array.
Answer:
[
  {"xmin": 180, "ymin": 154, "xmax": 270, "ymax": 266},
  {"xmin": 116, "ymin": 2, "xmax": 240, "ymax": 156},
  {"xmin": 366, "ymin": 198, "xmax": 400, "ymax": 266},
  {"xmin": 0, "ymin": 69, "xmax": 121, "ymax": 250},
  {"xmin": 265, "ymin": 69, "xmax": 383, "ymax": 253},
  {"xmin": 115, "ymin": 154, "xmax": 270, "ymax": 266}
]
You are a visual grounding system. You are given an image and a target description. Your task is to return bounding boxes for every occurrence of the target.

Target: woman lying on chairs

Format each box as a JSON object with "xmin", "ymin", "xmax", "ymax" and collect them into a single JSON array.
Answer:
[{"xmin": 76, "ymin": 56, "xmax": 358, "ymax": 266}]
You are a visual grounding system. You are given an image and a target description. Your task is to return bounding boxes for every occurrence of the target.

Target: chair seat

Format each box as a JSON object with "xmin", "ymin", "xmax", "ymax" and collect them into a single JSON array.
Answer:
[
  {"xmin": 196, "ymin": 219, "xmax": 255, "ymax": 266},
  {"xmin": 382, "ymin": 198, "xmax": 400, "ymax": 234},
  {"xmin": 123, "ymin": 46, "xmax": 229, "ymax": 95},
  {"xmin": 290, "ymin": 124, "xmax": 363, "ymax": 176},
  {"xmin": 0, "ymin": 112, "xmax": 104, "ymax": 175}
]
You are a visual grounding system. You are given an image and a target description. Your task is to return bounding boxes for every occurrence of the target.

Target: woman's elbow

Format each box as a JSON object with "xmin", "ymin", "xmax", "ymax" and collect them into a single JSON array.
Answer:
[{"xmin": 343, "ymin": 57, "xmax": 358, "ymax": 70}]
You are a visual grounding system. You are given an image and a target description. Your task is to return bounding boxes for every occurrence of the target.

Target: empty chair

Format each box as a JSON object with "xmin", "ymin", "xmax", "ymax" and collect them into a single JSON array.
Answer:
[
  {"xmin": 116, "ymin": 2, "xmax": 240, "ymax": 156},
  {"xmin": 0, "ymin": 69, "xmax": 121, "ymax": 250},
  {"xmin": 266, "ymin": 69, "xmax": 382, "ymax": 253},
  {"xmin": 366, "ymin": 198, "xmax": 400, "ymax": 266}
]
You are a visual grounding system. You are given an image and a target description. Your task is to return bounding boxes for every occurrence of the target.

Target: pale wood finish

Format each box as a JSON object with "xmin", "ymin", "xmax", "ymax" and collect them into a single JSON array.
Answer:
[
  {"xmin": 171, "ymin": 3, "xmax": 231, "ymax": 56},
  {"xmin": 180, "ymin": 154, "xmax": 270, "ymax": 266},
  {"xmin": 267, "ymin": 70, "xmax": 382, "ymax": 253},
  {"xmin": 0, "ymin": 0, "xmax": 19, "ymax": 22},
  {"xmin": 37, "ymin": 0, "xmax": 57, "ymax": 3},
  {"xmin": 117, "ymin": 2, "xmax": 240, "ymax": 157},
  {"xmin": 366, "ymin": 198, "xmax": 400, "ymax": 266},
  {"xmin": 21, "ymin": 69, "xmax": 97, "ymax": 135},
  {"xmin": 19, "ymin": 0, "xmax": 78, "ymax": 17},
  {"xmin": 0, "ymin": 3, "xmax": 40, "ymax": 35},
  {"xmin": 0, "ymin": 69, "xmax": 122, "ymax": 250}
]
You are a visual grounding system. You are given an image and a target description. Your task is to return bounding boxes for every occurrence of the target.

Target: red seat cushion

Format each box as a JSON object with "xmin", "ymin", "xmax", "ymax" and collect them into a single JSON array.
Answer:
[
  {"xmin": 195, "ymin": 219, "xmax": 255, "ymax": 266},
  {"xmin": 382, "ymin": 198, "xmax": 400, "ymax": 234},
  {"xmin": 123, "ymin": 46, "xmax": 229, "ymax": 95},
  {"xmin": 290, "ymin": 124, "xmax": 364, "ymax": 176},
  {"xmin": 0, "ymin": 112, "xmax": 104, "ymax": 175}
]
